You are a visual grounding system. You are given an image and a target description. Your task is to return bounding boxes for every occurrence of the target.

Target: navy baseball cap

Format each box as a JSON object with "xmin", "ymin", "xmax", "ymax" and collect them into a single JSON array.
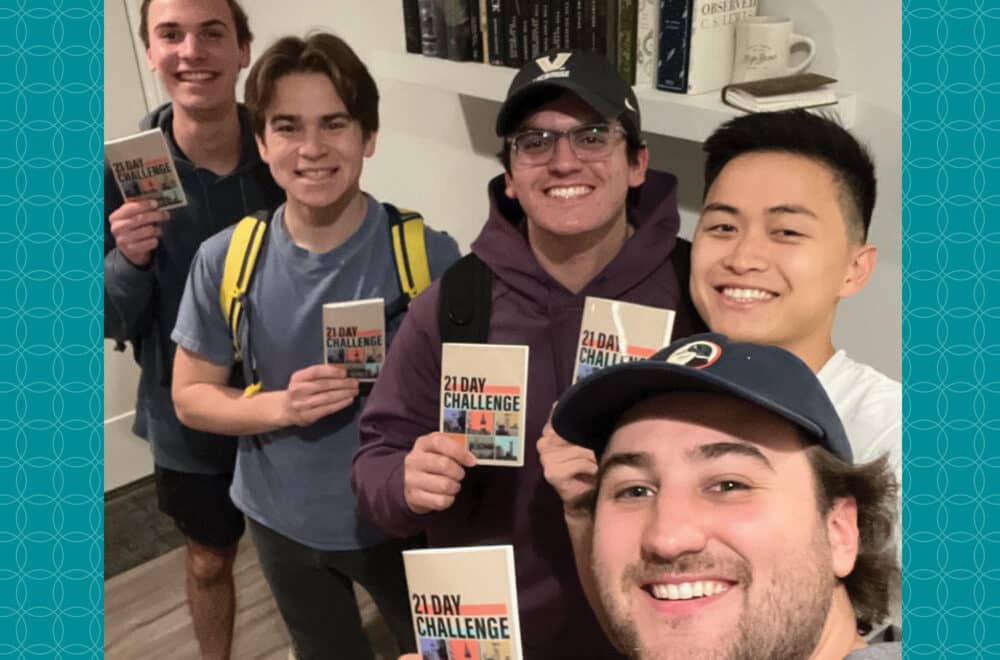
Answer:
[
  {"xmin": 495, "ymin": 50, "xmax": 641, "ymax": 142},
  {"xmin": 551, "ymin": 333, "xmax": 853, "ymax": 463}
]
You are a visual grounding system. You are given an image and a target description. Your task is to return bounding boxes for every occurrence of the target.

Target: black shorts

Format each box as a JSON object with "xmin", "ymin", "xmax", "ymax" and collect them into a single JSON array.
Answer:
[{"xmin": 154, "ymin": 465, "xmax": 246, "ymax": 549}]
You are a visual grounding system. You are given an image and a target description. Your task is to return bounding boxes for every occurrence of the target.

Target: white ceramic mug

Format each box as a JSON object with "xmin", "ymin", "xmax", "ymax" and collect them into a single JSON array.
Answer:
[{"xmin": 731, "ymin": 17, "xmax": 816, "ymax": 83}]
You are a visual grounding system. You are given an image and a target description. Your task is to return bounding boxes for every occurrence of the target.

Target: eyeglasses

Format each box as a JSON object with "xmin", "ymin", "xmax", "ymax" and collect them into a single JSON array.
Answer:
[{"xmin": 508, "ymin": 123, "xmax": 628, "ymax": 165}]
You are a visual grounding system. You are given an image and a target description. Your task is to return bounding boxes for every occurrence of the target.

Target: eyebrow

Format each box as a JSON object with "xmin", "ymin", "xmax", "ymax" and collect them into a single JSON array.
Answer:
[
  {"xmin": 701, "ymin": 201, "xmax": 817, "ymax": 219},
  {"xmin": 689, "ymin": 441, "xmax": 775, "ymax": 471},
  {"xmin": 154, "ymin": 19, "xmax": 230, "ymax": 32},
  {"xmin": 268, "ymin": 112, "xmax": 352, "ymax": 124},
  {"xmin": 595, "ymin": 452, "xmax": 653, "ymax": 493}
]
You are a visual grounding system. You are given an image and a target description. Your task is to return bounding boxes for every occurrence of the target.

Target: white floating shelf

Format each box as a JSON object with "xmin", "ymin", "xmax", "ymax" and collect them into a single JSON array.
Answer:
[{"xmin": 371, "ymin": 50, "xmax": 856, "ymax": 143}]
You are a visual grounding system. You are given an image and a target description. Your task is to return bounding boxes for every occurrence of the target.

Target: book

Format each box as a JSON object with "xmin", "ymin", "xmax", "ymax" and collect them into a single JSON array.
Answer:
[
  {"xmin": 322, "ymin": 298, "xmax": 385, "ymax": 383},
  {"xmin": 418, "ymin": 0, "xmax": 446, "ymax": 57},
  {"xmin": 503, "ymin": 0, "xmax": 524, "ymax": 67},
  {"xmin": 470, "ymin": 0, "xmax": 485, "ymax": 62},
  {"xmin": 478, "ymin": 0, "xmax": 490, "ymax": 62},
  {"xmin": 634, "ymin": 0, "xmax": 657, "ymax": 86},
  {"xmin": 403, "ymin": 0, "xmax": 423, "ymax": 53},
  {"xmin": 104, "ymin": 128, "xmax": 187, "ymax": 210},
  {"xmin": 486, "ymin": 0, "xmax": 506, "ymax": 65},
  {"xmin": 440, "ymin": 343, "xmax": 529, "ymax": 467},
  {"xmin": 573, "ymin": 296, "xmax": 676, "ymax": 383},
  {"xmin": 403, "ymin": 545, "xmax": 523, "ymax": 660},
  {"xmin": 617, "ymin": 0, "xmax": 638, "ymax": 84},
  {"xmin": 438, "ymin": 0, "xmax": 474, "ymax": 61},
  {"xmin": 656, "ymin": 0, "xmax": 758, "ymax": 94},
  {"xmin": 722, "ymin": 73, "xmax": 837, "ymax": 112}
]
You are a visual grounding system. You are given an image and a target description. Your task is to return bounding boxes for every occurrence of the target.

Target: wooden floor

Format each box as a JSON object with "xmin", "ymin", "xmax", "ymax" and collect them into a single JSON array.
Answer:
[{"xmin": 105, "ymin": 537, "xmax": 400, "ymax": 659}]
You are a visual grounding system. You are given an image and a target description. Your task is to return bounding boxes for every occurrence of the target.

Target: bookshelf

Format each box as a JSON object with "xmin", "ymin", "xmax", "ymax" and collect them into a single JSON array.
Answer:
[{"xmin": 371, "ymin": 50, "xmax": 857, "ymax": 144}]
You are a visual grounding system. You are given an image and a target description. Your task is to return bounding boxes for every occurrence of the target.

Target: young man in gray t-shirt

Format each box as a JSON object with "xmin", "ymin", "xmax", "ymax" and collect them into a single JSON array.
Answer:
[{"xmin": 170, "ymin": 33, "xmax": 460, "ymax": 659}]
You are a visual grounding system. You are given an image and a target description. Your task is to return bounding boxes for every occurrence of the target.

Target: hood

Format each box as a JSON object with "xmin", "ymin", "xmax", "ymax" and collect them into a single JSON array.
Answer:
[
  {"xmin": 139, "ymin": 102, "xmax": 264, "ymax": 177},
  {"xmin": 470, "ymin": 169, "xmax": 682, "ymax": 302}
]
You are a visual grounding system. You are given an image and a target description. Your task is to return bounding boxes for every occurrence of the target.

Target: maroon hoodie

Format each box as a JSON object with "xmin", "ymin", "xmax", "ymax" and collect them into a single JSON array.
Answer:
[{"xmin": 353, "ymin": 170, "xmax": 703, "ymax": 659}]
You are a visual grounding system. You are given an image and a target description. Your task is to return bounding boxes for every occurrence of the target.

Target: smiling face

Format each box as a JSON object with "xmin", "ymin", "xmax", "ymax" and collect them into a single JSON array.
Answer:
[
  {"xmin": 591, "ymin": 392, "xmax": 858, "ymax": 660},
  {"xmin": 255, "ymin": 72, "xmax": 375, "ymax": 216},
  {"xmin": 503, "ymin": 93, "xmax": 647, "ymax": 241},
  {"xmin": 144, "ymin": 0, "xmax": 249, "ymax": 116},
  {"xmin": 690, "ymin": 151, "xmax": 875, "ymax": 365}
]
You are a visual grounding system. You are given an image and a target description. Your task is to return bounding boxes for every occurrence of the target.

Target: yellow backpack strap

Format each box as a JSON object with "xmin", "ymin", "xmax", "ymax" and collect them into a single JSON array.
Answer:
[
  {"xmin": 220, "ymin": 213, "xmax": 269, "ymax": 396},
  {"xmin": 385, "ymin": 203, "xmax": 432, "ymax": 301}
]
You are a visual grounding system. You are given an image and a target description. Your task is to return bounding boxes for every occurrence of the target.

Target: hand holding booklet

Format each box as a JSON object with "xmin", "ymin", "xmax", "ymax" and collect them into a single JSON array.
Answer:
[
  {"xmin": 104, "ymin": 128, "xmax": 187, "ymax": 210},
  {"xmin": 322, "ymin": 298, "xmax": 385, "ymax": 383}
]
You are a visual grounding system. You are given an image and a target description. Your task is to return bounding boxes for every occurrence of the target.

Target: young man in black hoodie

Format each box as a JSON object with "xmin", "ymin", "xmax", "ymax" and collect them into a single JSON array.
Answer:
[{"xmin": 104, "ymin": 1, "xmax": 282, "ymax": 657}]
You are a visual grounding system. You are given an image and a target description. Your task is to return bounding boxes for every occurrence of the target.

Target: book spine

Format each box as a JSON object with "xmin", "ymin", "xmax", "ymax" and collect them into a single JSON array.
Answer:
[
  {"xmin": 479, "ymin": 0, "xmax": 490, "ymax": 62},
  {"xmin": 549, "ymin": 0, "xmax": 563, "ymax": 50},
  {"xmin": 580, "ymin": 0, "xmax": 595, "ymax": 52},
  {"xmin": 438, "ymin": 0, "xmax": 473, "ymax": 61},
  {"xmin": 468, "ymin": 0, "xmax": 484, "ymax": 61},
  {"xmin": 634, "ymin": 0, "xmax": 656, "ymax": 85},
  {"xmin": 617, "ymin": 0, "xmax": 637, "ymax": 84},
  {"xmin": 599, "ymin": 0, "xmax": 616, "ymax": 65},
  {"xmin": 487, "ymin": 0, "xmax": 506, "ymax": 64},
  {"xmin": 569, "ymin": 0, "xmax": 583, "ymax": 49},
  {"xmin": 417, "ymin": 0, "xmax": 445, "ymax": 57},
  {"xmin": 527, "ymin": 0, "xmax": 545, "ymax": 58},
  {"xmin": 655, "ymin": 0, "xmax": 692, "ymax": 92},
  {"xmin": 402, "ymin": 0, "xmax": 422, "ymax": 53},
  {"xmin": 503, "ymin": 0, "xmax": 523, "ymax": 67}
]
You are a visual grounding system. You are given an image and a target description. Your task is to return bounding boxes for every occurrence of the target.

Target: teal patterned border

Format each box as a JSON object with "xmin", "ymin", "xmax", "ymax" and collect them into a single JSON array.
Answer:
[
  {"xmin": 0, "ymin": 0, "xmax": 993, "ymax": 656},
  {"xmin": 0, "ymin": 1, "xmax": 104, "ymax": 657},
  {"xmin": 902, "ymin": 0, "xmax": 997, "ymax": 657}
]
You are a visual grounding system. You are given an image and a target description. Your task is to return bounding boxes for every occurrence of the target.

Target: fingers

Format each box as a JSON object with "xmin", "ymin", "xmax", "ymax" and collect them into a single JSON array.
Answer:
[
  {"xmin": 109, "ymin": 201, "xmax": 170, "ymax": 266},
  {"xmin": 403, "ymin": 434, "xmax": 476, "ymax": 514}
]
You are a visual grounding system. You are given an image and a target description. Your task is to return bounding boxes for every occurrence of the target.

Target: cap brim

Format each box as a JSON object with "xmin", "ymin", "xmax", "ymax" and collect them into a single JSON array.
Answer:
[
  {"xmin": 552, "ymin": 360, "xmax": 827, "ymax": 458},
  {"xmin": 496, "ymin": 80, "xmax": 622, "ymax": 136}
]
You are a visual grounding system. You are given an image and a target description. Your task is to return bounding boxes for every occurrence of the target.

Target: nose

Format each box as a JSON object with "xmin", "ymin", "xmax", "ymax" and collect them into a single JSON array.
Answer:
[
  {"xmin": 547, "ymin": 133, "xmax": 583, "ymax": 173},
  {"xmin": 640, "ymin": 492, "xmax": 708, "ymax": 561},
  {"xmin": 721, "ymin": 231, "xmax": 769, "ymax": 274},
  {"xmin": 178, "ymin": 33, "xmax": 205, "ymax": 60},
  {"xmin": 298, "ymin": 126, "xmax": 327, "ymax": 158}
]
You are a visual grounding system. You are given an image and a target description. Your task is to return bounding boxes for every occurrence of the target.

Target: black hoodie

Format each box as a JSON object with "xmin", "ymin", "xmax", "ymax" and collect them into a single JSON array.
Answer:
[{"xmin": 104, "ymin": 103, "xmax": 283, "ymax": 473}]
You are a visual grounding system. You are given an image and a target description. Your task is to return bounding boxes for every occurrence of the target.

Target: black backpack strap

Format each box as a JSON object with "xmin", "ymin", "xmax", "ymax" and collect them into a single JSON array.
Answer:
[
  {"xmin": 669, "ymin": 237, "xmax": 709, "ymax": 334},
  {"xmin": 438, "ymin": 253, "xmax": 492, "ymax": 344}
]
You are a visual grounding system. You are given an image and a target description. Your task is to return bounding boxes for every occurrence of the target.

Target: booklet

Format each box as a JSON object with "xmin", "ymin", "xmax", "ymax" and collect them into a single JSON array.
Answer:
[
  {"xmin": 440, "ymin": 343, "xmax": 529, "ymax": 467},
  {"xmin": 104, "ymin": 127, "xmax": 187, "ymax": 210},
  {"xmin": 573, "ymin": 296, "xmax": 676, "ymax": 383},
  {"xmin": 322, "ymin": 298, "xmax": 385, "ymax": 382},
  {"xmin": 403, "ymin": 544, "xmax": 522, "ymax": 660}
]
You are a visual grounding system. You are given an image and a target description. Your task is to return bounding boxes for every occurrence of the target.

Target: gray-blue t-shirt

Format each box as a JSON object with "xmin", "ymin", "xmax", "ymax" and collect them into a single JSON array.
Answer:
[{"xmin": 172, "ymin": 196, "xmax": 461, "ymax": 550}]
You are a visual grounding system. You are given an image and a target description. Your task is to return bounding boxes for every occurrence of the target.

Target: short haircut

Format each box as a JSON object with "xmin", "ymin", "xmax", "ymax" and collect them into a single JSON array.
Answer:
[
  {"xmin": 702, "ymin": 110, "xmax": 877, "ymax": 243},
  {"xmin": 138, "ymin": 0, "xmax": 253, "ymax": 49},
  {"xmin": 244, "ymin": 33, "xmax": 379, "ymax": 140},
  {"xmin": 805, "ymin": 445, "xmax": 899, "ymax": 631}
]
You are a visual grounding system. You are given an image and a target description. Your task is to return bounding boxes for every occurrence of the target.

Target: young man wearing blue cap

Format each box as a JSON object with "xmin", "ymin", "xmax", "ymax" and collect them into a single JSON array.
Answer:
[
  {"xmin": 353, "ymin": 51, "xmax": 702, "ymax": 658},
  {"xmin": 550, "ymin": 333, "xmax": 901, "ymax": 660}
]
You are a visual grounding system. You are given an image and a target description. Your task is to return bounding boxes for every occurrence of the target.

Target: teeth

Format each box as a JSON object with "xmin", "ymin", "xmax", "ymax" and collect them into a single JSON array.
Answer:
[
  {"xmin": 178, "ymin": 72, "xmax": 214, "ymax": 81},
  {"xmin": 299, "ymin": 169, "xmax": 334, "ymax": 180},
  {"xmin": 722, "ymin": 287, "xmax": 774, "ymax": 301},
  {"xmin": 547, "ymin": 186, "xmax": 590, "ymax": 199},
  {"xmin": 649, "ymin": 581, "xmax": 729, "ymax": 601}
]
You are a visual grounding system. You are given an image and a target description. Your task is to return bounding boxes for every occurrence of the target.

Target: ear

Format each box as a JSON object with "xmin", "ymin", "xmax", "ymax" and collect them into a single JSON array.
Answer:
[
  {"xmin": 239, "ymin": 42, "xmax": 251, "ymax": 69},
  {"xmin": 627, "ymin": 144, "xmax": 649, "ymax": 188},
  {"xmin": 838, "ymin": 243, "xmax": 877, "ymax": 299},
  {"xmin": 826, "ymin": 496, "xmax": 859, "ymax": 578},
  {"xmin": 363, "ymin": 130, "xmax": 378, "ymax": 158},
  {"xmin": 504, "ymin": 171, "xmax": 516, "ymax": 200},
  {"xmin": 255, "ymin": 133, "xmax": 270, "ymax": 164}
]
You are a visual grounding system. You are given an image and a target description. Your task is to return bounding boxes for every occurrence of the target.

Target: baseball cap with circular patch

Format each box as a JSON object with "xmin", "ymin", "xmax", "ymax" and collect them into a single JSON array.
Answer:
[{"xmin": 551, "ymin": 332, "xmax": 853, "ymax": 462}]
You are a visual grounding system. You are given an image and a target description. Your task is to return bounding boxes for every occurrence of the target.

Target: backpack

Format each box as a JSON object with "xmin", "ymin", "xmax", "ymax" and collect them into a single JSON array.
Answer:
[
  {"xmin": 220, "ymin": 203, "xmax": 433, "ymax": 396},
  {"xmin": 437, "ymin": 237, "xmax": 699, "ymax": 343}
]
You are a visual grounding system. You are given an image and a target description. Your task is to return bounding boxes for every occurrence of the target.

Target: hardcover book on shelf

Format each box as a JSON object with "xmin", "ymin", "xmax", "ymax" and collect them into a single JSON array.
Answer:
[
  {"xmin": 418, "ymin": 0, "xmax": 446, "ymax": 57},
  {"xmin": 402, "ymin": 0, "xmax": 423, "ymax": 53},
  {"xmin": 486, "ymin": 0, "xmax": 506, "ymax": 65},
  {"xmin": 722, "ymin": 73, "xmax": 837, "ymax": 112},
  {"xmin": 656, "ymin": 0, "xmax": 758, "ymax": 94},
  {"xmin": 634, "ymin": 0, "xmax": 657, "ymax": 85},
  {"xmin": 573, "ymin": 296, "xmax": 676, "ymax": 384},
  {"xmin": 440, "ymin": 343, "xmax": 529, "ymax": 467},
  {"xmin": 617, "ymin": 0, "xmax": 638, "ymax": 84},
  {"xmin": 322, "ymin": 298, "xmax": 385, "ymax": 383},
  {"xmin": 104, "ymin": 128, "xmax": 187, "ymax": 210},
  {"xmin": 403, "ymin": 545, "xmax": 523, "ymax": 660},
  {"xmin": 438, "ymin": 0, "xmax": 474, "ymax": 61}
]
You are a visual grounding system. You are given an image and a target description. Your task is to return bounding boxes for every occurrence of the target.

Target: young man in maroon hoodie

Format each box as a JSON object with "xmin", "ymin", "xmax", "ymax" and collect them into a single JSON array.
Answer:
[{"xmin": 352, "ymin": 51, "xmax": 702, "ymax": 659}]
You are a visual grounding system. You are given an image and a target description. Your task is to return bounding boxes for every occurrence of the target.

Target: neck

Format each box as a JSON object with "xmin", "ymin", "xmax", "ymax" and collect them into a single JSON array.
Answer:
[
  {"xmin": 283, "ymin": 188, "xmax": 368, "ymax": 254},
  {"xmin": 783, "ymin": 334, "xmax": 837, "ymax": 374},
  {"xmin": 809, "ymin": 586, "xmax": 867, "ymax": 660},
  {"xmin": 527, "ymin": 210, "xmax": 632, "ymax": 294},
  {"xmin": 171, "ymin": 103, "xmax": 243, "ymax": 176}
]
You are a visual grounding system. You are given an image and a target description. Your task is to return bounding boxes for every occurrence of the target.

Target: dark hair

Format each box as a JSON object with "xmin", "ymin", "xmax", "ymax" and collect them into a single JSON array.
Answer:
[
  {"xmin": 244, "ymin": 33, "xmax": 379, "ymax": 140},
  {"xmin": 496, "ymin": 90, "xmax": 644, "ymax": 173},
  {"xmin": 805, "ymin": 446, "xmax": 900, "ymax": 631},
  {"xmin": 702, "ymin": 110, "xmax": 876, "ymax": 243},
  {"xmin": 138, "ymin": 0, "xmax": 253, "ymax": 49}
]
